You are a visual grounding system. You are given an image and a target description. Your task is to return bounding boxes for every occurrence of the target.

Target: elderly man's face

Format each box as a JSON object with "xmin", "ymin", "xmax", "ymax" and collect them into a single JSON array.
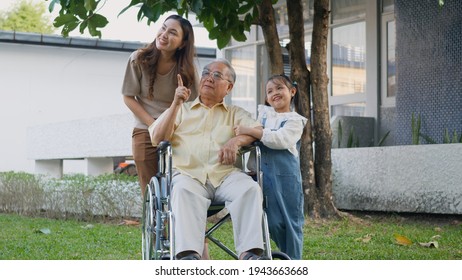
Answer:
[{"xmin": 199, "ymin": 62, "xmax": 233, "ymax": 106}]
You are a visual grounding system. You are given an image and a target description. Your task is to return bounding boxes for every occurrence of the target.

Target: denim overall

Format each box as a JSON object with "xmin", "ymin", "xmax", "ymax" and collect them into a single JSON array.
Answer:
[{"xmin": 260, "ymin": 117, "xmax": 304, "ymax": 260}]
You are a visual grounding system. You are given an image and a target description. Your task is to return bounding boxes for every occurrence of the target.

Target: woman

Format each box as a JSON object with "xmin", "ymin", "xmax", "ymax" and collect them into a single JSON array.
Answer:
[{"xmin": 121, "ymin": 14, "xmax": 198, "ymax": 197}]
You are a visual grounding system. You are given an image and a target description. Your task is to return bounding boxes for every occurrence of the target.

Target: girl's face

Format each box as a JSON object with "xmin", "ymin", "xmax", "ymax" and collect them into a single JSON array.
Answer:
[
  {"xmin": 155, "ymin": 18, "xmax": 184, "ymax": 52},
  {"xmin": 265, "ymin": 79, "xmax": 296, "ymax": 113}
]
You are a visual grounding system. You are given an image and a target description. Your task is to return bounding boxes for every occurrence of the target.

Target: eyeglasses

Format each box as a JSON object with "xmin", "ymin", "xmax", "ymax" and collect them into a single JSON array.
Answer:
[{"xmin": 201, "ymin": 70, "xmax": 232, "ymax": 83}]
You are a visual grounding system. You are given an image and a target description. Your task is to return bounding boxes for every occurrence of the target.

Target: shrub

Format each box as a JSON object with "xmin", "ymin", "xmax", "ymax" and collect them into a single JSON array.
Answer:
[{"xmin": 0, "ymin": 172, "xmax": 141, "ymax": 221}]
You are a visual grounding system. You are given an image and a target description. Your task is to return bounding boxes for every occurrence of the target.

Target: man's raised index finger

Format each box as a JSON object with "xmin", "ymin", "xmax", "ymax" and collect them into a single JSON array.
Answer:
[{"xmin": 177, "ymin": 74, "xmax": 184, "ymax": 87}]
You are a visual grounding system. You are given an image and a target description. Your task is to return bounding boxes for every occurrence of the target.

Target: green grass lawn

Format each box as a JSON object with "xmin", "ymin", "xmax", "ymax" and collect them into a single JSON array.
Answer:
[{"xmin": 1, "ymin": 212, "xmax": 461, "ymax": 260}]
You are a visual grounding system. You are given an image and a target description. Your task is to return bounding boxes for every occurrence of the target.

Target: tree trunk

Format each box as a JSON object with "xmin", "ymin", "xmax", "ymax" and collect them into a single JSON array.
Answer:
[
  {"xmin": 310, "ymin": 0, "xmax": 340, "ymax": 218},
  {"xmin": 257, "ymin": 0, "xmax": 284, "ymax": 74},
  {"xmin": 285, "ymin": 0, "xmax": 317, "ymax": 218},
  {"xmin": 258, "ymin": 0, "xmax": 340, "ymax": 219}
]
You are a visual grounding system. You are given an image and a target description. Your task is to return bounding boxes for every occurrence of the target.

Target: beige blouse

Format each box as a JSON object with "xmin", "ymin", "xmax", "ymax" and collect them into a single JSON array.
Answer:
[{"xmin": 121, "ymin": 50, "xmax": 198, "ymax": 129}]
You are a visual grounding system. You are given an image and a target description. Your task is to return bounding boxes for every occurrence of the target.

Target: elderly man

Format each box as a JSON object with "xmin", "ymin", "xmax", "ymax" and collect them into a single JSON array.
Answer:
[{"xmin": 150, "ymin": 58, "xmax": 265, "ymax": 260}]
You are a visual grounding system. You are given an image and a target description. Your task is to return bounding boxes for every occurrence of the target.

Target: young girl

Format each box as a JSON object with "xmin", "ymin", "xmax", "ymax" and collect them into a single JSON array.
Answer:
[{"xmin": 234, "ymin": 74, "xmax": 307, "ymax": 260}]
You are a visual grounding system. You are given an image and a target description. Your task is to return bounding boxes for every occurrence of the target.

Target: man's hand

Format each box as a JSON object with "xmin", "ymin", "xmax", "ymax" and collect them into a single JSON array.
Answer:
[
  {"xmin": 173, "ymin": 74, "xmax": 191, "ymax": 106},
  {"xmin": 218, "ymin": 138, "xmax": 239, "ymax": 165}
]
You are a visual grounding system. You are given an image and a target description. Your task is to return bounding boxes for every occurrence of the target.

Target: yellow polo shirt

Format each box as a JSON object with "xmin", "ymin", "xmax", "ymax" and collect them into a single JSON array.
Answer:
[{"xmin": 155, "ymin": 98, "xmax": 261, "ymax": 187}]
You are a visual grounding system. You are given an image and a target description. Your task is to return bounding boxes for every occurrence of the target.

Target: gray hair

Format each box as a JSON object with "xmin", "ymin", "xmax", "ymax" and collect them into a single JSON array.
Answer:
[{"xmin": 204, "ymin": 58, "xmax": 236, "ymax": 83}]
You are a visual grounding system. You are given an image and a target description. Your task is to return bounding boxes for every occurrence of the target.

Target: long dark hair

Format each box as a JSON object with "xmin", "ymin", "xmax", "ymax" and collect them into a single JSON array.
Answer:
[
  {"xmin": 136, "ymin": 15, "xmax": 197, "ymax": 99},
  {"xmin": 265, "ymin": 74, "xmax": 301, "ymax": 113}
]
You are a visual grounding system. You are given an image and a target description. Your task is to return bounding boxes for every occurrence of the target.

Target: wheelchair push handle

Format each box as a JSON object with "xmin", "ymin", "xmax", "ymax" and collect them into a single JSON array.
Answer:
[{"xmin": 157, "ymin": 141, "xmax": 171, "ymax": 152}]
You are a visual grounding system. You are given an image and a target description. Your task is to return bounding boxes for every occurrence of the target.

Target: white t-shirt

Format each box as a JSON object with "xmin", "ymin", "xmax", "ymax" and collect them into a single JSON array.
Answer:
[{"xmin": 257, "ymin": 105, "xmax": 307, "ymax": 157}]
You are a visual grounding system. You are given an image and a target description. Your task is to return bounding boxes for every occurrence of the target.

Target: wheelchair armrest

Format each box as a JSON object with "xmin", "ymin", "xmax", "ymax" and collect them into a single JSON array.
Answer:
[
  {"xmin": 239, "ymin": 141, "xmax": 261, "ymax": 155},
  {"xmin": 156, "ymin": 140, "xmax": 171, "ymax": 152}
]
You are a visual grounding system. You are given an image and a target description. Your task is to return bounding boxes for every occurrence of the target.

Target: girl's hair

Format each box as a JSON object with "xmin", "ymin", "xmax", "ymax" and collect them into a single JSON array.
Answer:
[
  {"xmin": 136, "ymin": 14, "xmax": 197, "ymax": 99},
  {"xmin": 266, "ymin": 74, "xmax": 300, "ymax": 113}
]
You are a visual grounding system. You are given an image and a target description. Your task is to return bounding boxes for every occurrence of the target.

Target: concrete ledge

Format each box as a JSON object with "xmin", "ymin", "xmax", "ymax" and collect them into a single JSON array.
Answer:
[
  {"xmin": 27, "ymin": 113, "xmax": 134, "ymax": 177},
  {"xmin": 35, "ymin": 159, "xmax": 63, "ymax": 178},
  {"xmin": 332, "ymin": 144, "xmax": 462, "ymax": 214}
]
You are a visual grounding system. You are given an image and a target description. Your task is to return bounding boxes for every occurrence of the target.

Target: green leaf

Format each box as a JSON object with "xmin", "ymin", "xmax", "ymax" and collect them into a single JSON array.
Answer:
[
  {"xmin": 202, "ymin": 15, "xmax": 215, "ymax": 30},
  {"xmin": 443, "ymin": 128, "xmax": 450, "ymax": 143},
  {"xmin": 53, "ymin": 13, "xmax": 79, "ymax": 27},
  {"xmin": 244, "ymin": 13, "xmax": 254, "ymax": 30},
  {"xmin": 377, "ymin": 130, "xmax": 390, "ymax": 146},
  {"xmin": 411, "ymin": 113, "xmax": 421, "ymax": 145},
  {"xmin": 237, "ymin": 3, "xmax": 253, "ymax": 14},
  {"xmin": 84, "ymin": 0, "xmax": 97, "ymax": 11},
  {"xmin": 77, "ymin": 13, "xmax": 108, "ymax": 38},
  {"xmin": 74, "ymin": 3, "xmax": 88, "ymax": 19},
  {"xmin": 48, "ymin": 0, "xmax": 60, "ymax": 13},
  {"xmin": 87, "ymin": 13, "xmax": 108, "ymax": 28},
  {"xmin": 347, "ymin": 127, "xmax": 355, "ymax": 148},
  {"xmin": 140, "ymin": 4, "xmax": 154, "ymax": 21},
  {"xmin": 420, "ymin": 133, "xmax": 437, "ymax": 144},
  {"xmin": 118, "ymin": 0, "xmax": 143, "ymax": 17},
  {"xmin": 190, "ymin": 0, "xmax": 204, "ymax": 14},
  {"xmin": 79, "ymin": 19, "xmax": 88, "ymax": 33},
  {"xmin": 208, "ymin": 26, "xmax": 220, "ymax": 40},
  {"xmin": 452, "ymin": 130, "xmax": 458, "ymax": 143},
  {"xmin": 61, "ymin": 19, "xmax": 80, "ymax": 37},
  {"xmin": 217, "ymin": 33, "xmax": 231, "ymax": 49},
  {"xmin": 232, "ymin": 27, "xmax": 247, "ymax": 42}
]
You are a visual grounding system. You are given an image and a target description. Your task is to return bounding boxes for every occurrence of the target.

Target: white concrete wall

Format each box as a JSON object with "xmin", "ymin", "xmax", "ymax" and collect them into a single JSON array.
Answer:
[{"xmin": 0, "ymin": 42, "xmax": 132, "ymax": 173}]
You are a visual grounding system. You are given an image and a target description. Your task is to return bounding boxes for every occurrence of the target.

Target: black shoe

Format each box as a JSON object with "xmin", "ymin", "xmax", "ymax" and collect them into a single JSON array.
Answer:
[{"xmin": 180, "ymin": 252, "xmax": 201, "ymax": 260}]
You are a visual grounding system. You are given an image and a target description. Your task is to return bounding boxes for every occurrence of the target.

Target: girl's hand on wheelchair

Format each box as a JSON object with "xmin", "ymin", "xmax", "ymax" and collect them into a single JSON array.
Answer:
[{"xmin": 233, "ymin": 125, "xmax": 245, "ymax": 136}]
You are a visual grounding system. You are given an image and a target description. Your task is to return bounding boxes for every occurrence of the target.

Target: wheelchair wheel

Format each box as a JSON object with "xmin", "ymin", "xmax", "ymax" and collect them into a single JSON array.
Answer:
[
  {"xmin": 271, "ymin": 251, "xmax": 291, "ymax": 260},
  {"xmin": 141, "ymin": 180, "xmax": 157, "ymax": 260}
]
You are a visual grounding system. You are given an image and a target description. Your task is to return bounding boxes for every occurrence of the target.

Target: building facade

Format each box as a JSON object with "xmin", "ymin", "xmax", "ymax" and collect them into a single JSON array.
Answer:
[{"xmin": 223, "ymin": 0, "xmax": 461, "ymax": 146}]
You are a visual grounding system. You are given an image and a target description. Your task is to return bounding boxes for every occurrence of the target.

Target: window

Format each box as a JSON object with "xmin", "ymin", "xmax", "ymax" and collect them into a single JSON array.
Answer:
[
  {"xmin": 331, "ymin": 22, "xmax": 366, "ymax": 97},
  {"xmin": 331, "ymin": 0, "xmax": 366, "ymax": 23},
  {"xmin": 331, "ymin": 103, "xmax": 366, "ymax": 116},
  {"xmin": 329, "ymin": 0, "xmax": 367, "ymax": 118},
  {"xmin": 381, "ymin": 14, "xmax": 396, "ymax": 106},
  {"xmin": 226, "ymin": 46, "xmax": 257, "ymax": 117}
]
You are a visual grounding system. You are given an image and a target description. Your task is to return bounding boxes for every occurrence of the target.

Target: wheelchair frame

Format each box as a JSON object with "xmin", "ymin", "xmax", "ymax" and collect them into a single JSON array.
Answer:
[{"xmin": 141, "ymin": 141, "xmax": 290, "ymax": 260}]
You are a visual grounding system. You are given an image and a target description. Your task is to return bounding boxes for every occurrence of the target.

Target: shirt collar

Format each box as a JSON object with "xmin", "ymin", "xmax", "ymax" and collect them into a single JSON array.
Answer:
[{"xmin": 191, "ymin": 97, "xmax": 229, "ymax": 111}]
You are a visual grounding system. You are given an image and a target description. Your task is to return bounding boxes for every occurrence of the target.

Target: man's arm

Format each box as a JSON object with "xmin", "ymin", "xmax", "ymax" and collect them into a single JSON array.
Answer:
[
  {"xmin": 218, "ymin": 130, "xmax": 261, "ymax": 165},
  {"xmin": 150, "ymin": 75, "xmax": 190, "ymax": 145}
]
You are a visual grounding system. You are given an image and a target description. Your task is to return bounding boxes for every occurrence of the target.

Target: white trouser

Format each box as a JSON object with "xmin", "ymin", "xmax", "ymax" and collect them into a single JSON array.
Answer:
[{"xmin": 171, "ymin": 170, "xmax": 264, "ymax": 257}]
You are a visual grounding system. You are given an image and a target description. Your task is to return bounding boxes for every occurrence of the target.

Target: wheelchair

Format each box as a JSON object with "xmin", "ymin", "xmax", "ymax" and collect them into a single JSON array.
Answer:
[{"xmin": 141, "ymin": 141, "xmax": 290, "ymax": 260}]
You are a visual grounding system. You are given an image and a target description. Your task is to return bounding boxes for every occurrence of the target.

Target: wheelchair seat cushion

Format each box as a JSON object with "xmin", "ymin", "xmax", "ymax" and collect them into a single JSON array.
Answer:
[{"xmin": 207, "ymin": 201, "xmax": 225, "ymax": 217}]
